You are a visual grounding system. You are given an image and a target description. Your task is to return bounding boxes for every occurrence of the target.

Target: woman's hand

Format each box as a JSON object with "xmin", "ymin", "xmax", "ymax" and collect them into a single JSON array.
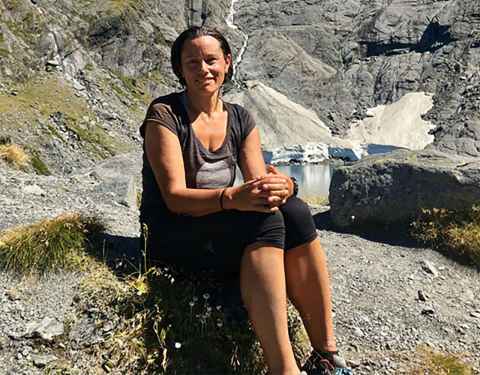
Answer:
[
  {"xmin": 223, "ymin": 178, "xmax": 280, "ymax": 213},
  {"xmin": 258, "ymin": 165, "xmax": 293, "ymax": 207}
]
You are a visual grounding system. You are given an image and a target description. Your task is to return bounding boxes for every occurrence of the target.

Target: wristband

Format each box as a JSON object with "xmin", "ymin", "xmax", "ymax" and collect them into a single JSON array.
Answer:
[
  {"xmin": 290, "ymin": 177, "xmax": 299, "ymax": 197},
  {"xmin": 219, "ymin": 188, "xmax": 227, "ymax": 210}
]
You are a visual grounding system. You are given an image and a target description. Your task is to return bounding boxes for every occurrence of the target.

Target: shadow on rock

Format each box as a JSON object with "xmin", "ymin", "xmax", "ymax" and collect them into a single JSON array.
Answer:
[{"xmin": 313, "ymin": 210, "xmax": 419, "ymax": 248}]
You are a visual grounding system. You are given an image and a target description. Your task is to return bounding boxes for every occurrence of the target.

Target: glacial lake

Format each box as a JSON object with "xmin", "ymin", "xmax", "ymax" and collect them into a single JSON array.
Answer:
[
  {"xmin": 236, "ymin": 162, "xmax": 333, "ymax": 200},
  {"xmin": 276, "ymin": 163, "xmax": 332, "ymax": 199}
]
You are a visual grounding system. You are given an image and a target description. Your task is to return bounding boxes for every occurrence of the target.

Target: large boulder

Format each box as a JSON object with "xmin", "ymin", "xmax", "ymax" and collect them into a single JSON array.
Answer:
[{"xmin": 329, "ymin": 149, "xmax": 480, "ymax": 228}]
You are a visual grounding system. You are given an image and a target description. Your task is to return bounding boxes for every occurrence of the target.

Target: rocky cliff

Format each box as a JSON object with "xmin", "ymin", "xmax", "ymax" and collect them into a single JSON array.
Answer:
[
  {"xmin": 1, "ymin": 0, "xmax": 479, "ymax": 175},
  {"xmin": 235, "ymin": 0, "xmax": 480, "ymax": 156}
]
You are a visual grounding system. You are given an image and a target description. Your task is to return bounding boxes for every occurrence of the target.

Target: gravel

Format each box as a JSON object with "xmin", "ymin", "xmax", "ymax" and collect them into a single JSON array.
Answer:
[{"xmin": 1, "ymin": 162, "xmax": 479, "ymax": 373}]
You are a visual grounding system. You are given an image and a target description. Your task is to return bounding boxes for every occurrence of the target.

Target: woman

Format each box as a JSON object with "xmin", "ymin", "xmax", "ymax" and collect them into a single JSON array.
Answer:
[{"xmin": 139, "ymin": 26, "xmax": 351, "ymax": 375}]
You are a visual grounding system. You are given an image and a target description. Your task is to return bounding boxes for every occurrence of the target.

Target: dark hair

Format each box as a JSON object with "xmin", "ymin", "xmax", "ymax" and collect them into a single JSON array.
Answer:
[{"xmin": 171, "ymin": 26, "xmax": 234, "ymax": 86}]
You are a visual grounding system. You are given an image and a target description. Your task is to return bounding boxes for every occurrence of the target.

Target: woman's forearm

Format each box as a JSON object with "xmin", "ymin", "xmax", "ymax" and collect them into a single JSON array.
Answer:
[{"xmin": 164, "ymin": 187, "xmax": 226, "ymax": 216}]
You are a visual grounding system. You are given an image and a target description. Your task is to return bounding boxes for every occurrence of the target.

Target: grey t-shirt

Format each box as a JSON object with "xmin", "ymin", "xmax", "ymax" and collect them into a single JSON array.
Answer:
[{"xmin": 139, "ymin": 91, "xmax": 256, "ymax": 222}]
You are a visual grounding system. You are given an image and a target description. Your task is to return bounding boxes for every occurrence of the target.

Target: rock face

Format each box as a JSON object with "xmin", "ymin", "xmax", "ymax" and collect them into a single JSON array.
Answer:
[
  {"xmin": 329, "ymin": 149, "xmax": 480, "ymax": 227},
  {"xmin": 225, "ymin": 80, "xmax": 333, "ymax": 149},
  {"xmin": 235, "ymin": 0, "xmax": 480, "ymax": 155}
]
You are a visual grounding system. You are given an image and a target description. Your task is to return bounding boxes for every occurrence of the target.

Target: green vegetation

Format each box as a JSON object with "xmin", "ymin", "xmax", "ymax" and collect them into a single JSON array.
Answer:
[
  {"xmin": 411, "ymin": 206, "xmax": 480, "ymax": 267},
  {"xmin": 412, "ymin": 347, "xmax": 473, "ymax": 374},
  {"xmin": 72, "ymin": 262, "xmax": 310, "ymax": 374},
  {"xmin": 27, "ymin": 148, "xmax": 51, "ymax": 175},
  {"xmin": 0, "ymin": 213, "xmax": 104, "ymax": 273},
  {"xmin": 0, "ymin": 214, "xmax": 309, "ymax": 373},
  {"xmin": 0, "ymin": 75, "xmax": 130, "ymax": 159},
  {"xmin": 5, "ymin": 7, "xmax": 45, "ymax": 45},
  {"xmin": 106, "ymin": 0, "xmax": 143, "ymax": 14}
]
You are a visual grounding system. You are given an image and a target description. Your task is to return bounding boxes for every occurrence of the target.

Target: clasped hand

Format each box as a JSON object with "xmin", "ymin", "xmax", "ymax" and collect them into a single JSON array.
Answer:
[{"xmin": 228, "ymin": 165, "xmax": 292, "ymax": 213}]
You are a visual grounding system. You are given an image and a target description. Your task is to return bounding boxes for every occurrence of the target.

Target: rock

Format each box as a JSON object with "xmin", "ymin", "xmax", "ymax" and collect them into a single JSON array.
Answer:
[
  {"xmin": 31, "ymin": 353, "xmax": 57, "ymax": 368},
  {"xmin": 24, "ymin": 317, "xmax": 64, "ymax": 341},
  {"xmin": 329, "ymin": 149, "xmax": 480, "ymax": 227},
  {"xmin": 22, "ymin": 184, "xmax": 46, "ymax": 196},
  {"xmin": 5, "ymin": 288, "xmax": 20, "ymax": 301},
  {"xmin": 417, "ymin": 290, "xmax": 428, "ymax": 302},
  {"xmin": 420, "ymin": 260, "xmax": 439, "ymax": 277},
  {"xmin": 91, "ymin": 152, "xmax": 142, "ymax": 208},
  {"xmin": 353, "ymin": 327, "xmax": 364, "ymax": 337},
  {"xmin": 421, "ymin": 308, "xmax": 435, "ymax": 316},
  {"xmin": 0, "ymin": 336, "xmax": 8, "ymax": 350},
  {"xmin": 470, "ymin": 311, "xmax": 480, "ymax": 319},
  {"xmin": 225, "ymin": 80, "xmax": 334, "ymax": 149}
]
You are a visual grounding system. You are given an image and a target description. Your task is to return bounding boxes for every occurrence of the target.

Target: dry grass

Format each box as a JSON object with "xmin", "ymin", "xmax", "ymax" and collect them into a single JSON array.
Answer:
[
  {"xmin": 73, "ymin": 259, "xmax": 310, "ymax": 374},
  {"xmin": 0, "ymin": 213, "xmax": 104, "ymax": 273},
  {"xmin": 411, "ymin": 206, "xmax": 480, "ymax": 267},
  {"xmin": 302, "ymin": 195, "xmax": 329, "ymax": 206},
  {"xmin": 0, "ymin": 143, "xmax": 30, "ymax": 169},
  {"xmin": 410, "ymin": 346, "xmax": 473, "ymax": 374}
]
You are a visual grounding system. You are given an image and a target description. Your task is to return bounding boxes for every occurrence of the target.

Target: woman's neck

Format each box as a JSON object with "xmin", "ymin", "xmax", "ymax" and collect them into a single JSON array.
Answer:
[{"xmin": 184, "ymin": 90, "xmax": 222, "ymax": 117}]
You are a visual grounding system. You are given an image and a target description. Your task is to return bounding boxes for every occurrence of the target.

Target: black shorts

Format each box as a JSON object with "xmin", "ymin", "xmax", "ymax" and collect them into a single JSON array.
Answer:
[{"xmin": 141, "ymin": 196, "xmax": 317, "ymax": 276}]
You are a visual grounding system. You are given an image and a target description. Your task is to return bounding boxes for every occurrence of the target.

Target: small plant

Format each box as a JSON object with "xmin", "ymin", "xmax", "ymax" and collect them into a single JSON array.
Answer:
[
  {"xmin": 302, "ymin": 195, "xmax": 329, "ymax": 206},
  {"xmin": 0, "ymin": 213, "xmax": 104, "ymax": 273},
  {"xmin": 0, "ymin": 143, "xmax": 30, "ymax": 169},
  {"xmin": 411, "ymin": 206, "xmax": 480, "ymax": 267},
  {"xmin": 412, "ymin": 346, "xmax": 473, "ymax": 374}
]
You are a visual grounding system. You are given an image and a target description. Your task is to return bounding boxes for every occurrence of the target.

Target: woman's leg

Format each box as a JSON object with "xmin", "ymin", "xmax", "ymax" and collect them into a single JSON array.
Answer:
[
  {"xmin": 279, "ymin": 197, "xmax": 337, "ymax": 353},
  {"xmin": 240, "ymin": 242, "xmax": 300, "ymax": 375},
  {"xmin": 284, "ymin": 238, "xmax": 337, "ymax": 353}
]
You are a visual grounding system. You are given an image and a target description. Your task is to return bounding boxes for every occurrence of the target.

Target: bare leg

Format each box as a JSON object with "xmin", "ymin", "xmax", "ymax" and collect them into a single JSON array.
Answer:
[
  {"xmin": 285, "ymin": 237, "xmax": 337, "ymax": 353},
  {"xmin": 240, "ymin": 243, "xmax": 300, "ymax": 375}
]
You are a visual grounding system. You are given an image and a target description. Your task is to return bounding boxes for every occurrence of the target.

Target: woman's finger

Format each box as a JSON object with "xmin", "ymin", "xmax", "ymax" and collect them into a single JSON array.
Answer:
[
  {"xmin": 260, "ymin": 183, "xmax": 288, "ymax": 192},
  {"xmin": 266, "ymin": 164, "xmax": 279, "ymax": 175}
]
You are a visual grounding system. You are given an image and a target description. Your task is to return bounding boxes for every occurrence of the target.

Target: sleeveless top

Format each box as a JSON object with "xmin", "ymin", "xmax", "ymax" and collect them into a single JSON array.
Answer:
[{"xmin": 139, "ymin": 91, "xmax": 256, "ymax": 224}]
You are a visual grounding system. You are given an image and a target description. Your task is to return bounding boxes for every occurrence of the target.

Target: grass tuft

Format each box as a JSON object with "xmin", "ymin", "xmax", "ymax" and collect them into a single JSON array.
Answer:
[
  {"xmin": 412, "ymin": 346, "xmax": 473, "ymax": 374},
  {"xmin": 411, "ymin": 206, "xmax": 480, "ymax": 267},
  {"xmin": 74, "ymin": 261, "xmax": 310, "ymax": 374},
  {"xmin": 302, "ymin": 195, "xmax": 329, "ymax": 207},
  {"xmin": 0, "ymin": 143, "xmax": 30, "ymax": 169},
  {"xmin": 0, "ymin": 213, "xmax": 104, "ymax": 274}
]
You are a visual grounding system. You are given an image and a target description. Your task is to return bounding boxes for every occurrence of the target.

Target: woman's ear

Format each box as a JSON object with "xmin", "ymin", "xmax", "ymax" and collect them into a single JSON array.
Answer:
[{"xmin": 225, "ymin": 53, "xmax": 232, "ymax": 71}]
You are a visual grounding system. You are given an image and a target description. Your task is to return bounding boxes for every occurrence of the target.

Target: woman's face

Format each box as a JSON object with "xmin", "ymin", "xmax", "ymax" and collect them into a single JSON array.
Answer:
[{"xmin": 180, "ymin": 35, "xmax": 232, "ymax": 95}]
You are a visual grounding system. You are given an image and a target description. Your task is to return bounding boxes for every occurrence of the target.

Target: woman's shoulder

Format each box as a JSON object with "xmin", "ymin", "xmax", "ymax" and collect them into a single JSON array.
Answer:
[
  {"xmin": 148, "ymin": 92, "xmax": 183, "ymax": 115},
  {"xmin": 223, "ymin": 100, "xmax": 252, "ymax": 121}
]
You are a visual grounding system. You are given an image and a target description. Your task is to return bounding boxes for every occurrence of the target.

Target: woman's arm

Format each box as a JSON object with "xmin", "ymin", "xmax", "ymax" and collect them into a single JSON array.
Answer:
[
  {"xmin": 237, "ymin": 128, "xmax": 293, "ymax": 207},
  {"xmin": 145, "ymin": 122, "xmax": 223, "ymax": 216},
  {"xmin": 145, "ymin": 122, "xmax": 274, "ymax": 216},
  {"xmin": 237, "ymin": 127, "xmax": 267, "ymax": 181}
]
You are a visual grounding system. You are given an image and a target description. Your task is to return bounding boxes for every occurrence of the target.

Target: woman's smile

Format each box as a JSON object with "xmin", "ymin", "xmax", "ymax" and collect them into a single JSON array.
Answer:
[{"xmin": 180, "ymin": 36, "xmax": 231, "ymax": 93}]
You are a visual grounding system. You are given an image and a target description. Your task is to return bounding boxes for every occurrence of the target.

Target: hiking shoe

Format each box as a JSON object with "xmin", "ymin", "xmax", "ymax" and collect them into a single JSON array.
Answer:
[{"xmin": 302, "ymin": 351, "xmax": 353, "ymax": 375}]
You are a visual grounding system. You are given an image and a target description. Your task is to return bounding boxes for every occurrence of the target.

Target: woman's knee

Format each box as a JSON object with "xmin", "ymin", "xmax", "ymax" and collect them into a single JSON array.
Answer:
[
  {"xmin": 242, "ymin": 210, "xmax": 286, "ymax": 250},
  {"xmin": 281, "ymin": 196, "xmax": 313, "ymax": 225},
  {"xmin": 281, "ymin": 197, "xmax": 318, "ymax": 250}
]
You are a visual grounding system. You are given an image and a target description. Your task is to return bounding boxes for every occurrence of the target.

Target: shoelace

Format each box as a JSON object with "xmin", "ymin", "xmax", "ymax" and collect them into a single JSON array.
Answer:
[{"xmin": 303, "ymin": 351, "xmax": 335, "ymax": 373}]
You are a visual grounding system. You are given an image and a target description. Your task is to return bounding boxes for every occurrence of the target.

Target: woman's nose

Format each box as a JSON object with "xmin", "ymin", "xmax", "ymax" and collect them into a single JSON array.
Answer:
[{"xmin": 199, "ymin": 60, "xmax": 209, "ymax": 73}]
